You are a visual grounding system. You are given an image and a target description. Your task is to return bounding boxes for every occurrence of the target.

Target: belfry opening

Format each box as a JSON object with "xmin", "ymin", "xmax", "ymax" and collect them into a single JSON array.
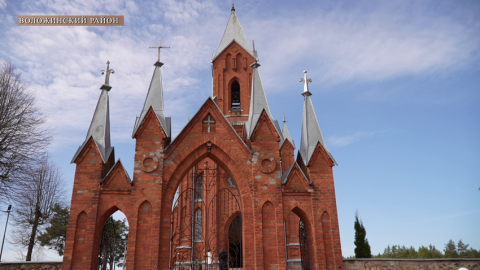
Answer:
[
  {"xmin": 231, "ymin": 80, "xmax": 240, "ymax": 109},
  {"xmin": 63, "ymin": 6, "xmax": 343, "ymax": 270}
]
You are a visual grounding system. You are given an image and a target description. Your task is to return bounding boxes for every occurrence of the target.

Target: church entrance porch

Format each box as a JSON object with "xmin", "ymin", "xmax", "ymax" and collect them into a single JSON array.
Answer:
[{"xmin": 169, "ymin": 160, "xmax": 242, "ymax": 270}]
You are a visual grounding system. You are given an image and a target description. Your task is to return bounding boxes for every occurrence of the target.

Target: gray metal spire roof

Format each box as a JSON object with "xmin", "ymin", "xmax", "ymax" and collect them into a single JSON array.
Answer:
[
  {"xmin": 71, "ymin": 88, "xmax": 113, "ymax": 163},
  {"xmin": 211, "ymin": 8, "xmax": 254, "ymax": 62},
  {"xmin": 299, "ymin": 72, "xmax": 337, "ymax": 166},
  {"xmin": 245, "ymin": 62, "xmax": 280, "ymax": 139},
  {"xmin": 280, "ymin": 116, "xmax": 295, "ymax": 149},
  {"xmin": 132, "ymin": 63, "xmax": 171, "ymax": 137}
]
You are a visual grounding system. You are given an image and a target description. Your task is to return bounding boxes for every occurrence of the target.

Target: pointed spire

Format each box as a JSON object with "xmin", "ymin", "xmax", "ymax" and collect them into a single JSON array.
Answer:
[
  {"xmin": 280, "ymin": 115, "xmax": 295, "ymax": 148},
  {"xmin": 299, "ymin": 71, "xmax": 336, "ymax": 166},
  {"xmin": 245, "ymin": 60, "xmax": 280, "ymax": 139},
  {"xmin": 212, "ymin": 8, "xmax": 254, "ymax": 61},
  {"xmin": 132, "ymin": 63, "xmax": 170, "ymax": 138},
  {"xmin": 71, "ymin": 61, "xmax": 114, "ymax": 163}
]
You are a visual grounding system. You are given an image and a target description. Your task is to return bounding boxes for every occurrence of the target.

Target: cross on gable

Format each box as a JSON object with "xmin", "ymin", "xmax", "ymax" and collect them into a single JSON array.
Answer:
[
  {"xmin": 149, "ymin": 38, "xmax": 170, "ymax": 65},
  {"xmin": 203, "ymin": 114, "xmax": 215, "ymax": 133}
]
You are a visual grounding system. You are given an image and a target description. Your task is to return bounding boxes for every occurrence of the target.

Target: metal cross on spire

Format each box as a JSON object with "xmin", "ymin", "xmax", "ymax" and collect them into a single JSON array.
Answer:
[
  {"xmin": 252, "ymin": 40, "xmax": 259, "ymax": 61},
  {"xmin": 300, "ymin": 70, "xmax": 312, "ymax": 96},
  {"xmin": 100, "ymin": 60, "xmax": 114, "ymax": 91},
  {"xmin": 149, "ymin": 38, "xmax": 170, "ymax": 66},
  {"xmin": 283, "ymin": 114, "xmax": 286, "ymax": 123},
  {"xmin": 251, "ymin": 40, "xmax": 260, "ymax": 68}
]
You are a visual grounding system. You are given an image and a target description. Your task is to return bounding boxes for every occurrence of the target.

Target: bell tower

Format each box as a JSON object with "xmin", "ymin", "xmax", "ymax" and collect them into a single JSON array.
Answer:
[{"xmin": 211, "ymin": 6, "xmax": 256, "ymax": 134}]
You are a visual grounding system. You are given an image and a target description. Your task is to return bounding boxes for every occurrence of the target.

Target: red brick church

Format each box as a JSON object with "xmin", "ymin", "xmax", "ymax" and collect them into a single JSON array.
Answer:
[{"xmin": 63, "ymin": 6, "xmax": 343, "ymax": 270}]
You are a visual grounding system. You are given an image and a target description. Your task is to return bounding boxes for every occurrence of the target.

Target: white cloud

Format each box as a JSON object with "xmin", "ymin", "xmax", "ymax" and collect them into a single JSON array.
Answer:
[
  {"xmin": 328, "ymin": 131, "xmax": 379, "ymax": 147},
  {"xmin": 2, "ymin": 0, "xmax": 478, "ymax": 152},
  {"xmin": 247, "ymin": 1, "xmax": 480, "ymax": 87}
]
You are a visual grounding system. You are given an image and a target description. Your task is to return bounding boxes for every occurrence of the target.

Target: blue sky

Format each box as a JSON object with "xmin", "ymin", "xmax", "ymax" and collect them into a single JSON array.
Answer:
[{"xmin": 0, "ymin": 0, "xmax": 479, "ymax": 261}]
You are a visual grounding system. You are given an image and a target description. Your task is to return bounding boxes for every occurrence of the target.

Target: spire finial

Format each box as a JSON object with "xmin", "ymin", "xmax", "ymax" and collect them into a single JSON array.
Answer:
[
  {"xmin": 283, "ymin": 114, "xmax": 286, "ymax": 123},
  {"xmin": 300, "ymin": 70, "xmax": 312, "ymax": 96},
  {"xmin": 149, "ymin": 38, "xmax": 170, "ymax": 66},
  {"xmin": 231, "ymin": 0, "xmax": 235, "ymax": 11},
  {"xmin": 250, "ymin": 40, "xmax": 260, "ymax": 67},
  {"xmin": 100, "ymin": 60, "xmax": 114, "ymax": 91}
]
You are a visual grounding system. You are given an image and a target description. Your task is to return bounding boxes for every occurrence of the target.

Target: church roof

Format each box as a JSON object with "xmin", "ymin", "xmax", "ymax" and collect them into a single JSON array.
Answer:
[
  {"xmin": 245, "ymin": 62, "xmax": 281, "ymax": 139},
  {"xmin": 299, "ymin": 77, "xmax": 337, "ymax": 166},
  {"xmin": 132, "ymin": 63, "xmax": 171, "ymax": 138},
  {"xmin": 211, "ymin": 8, "xmax": 254, "ymax": 62},
  {"xmin": 71, "ymin": 88, "xmax": 113, "ymax": 163},
  {"xmin": 280, "ymin": 118, "xmax": 295, "ymax": 149}
]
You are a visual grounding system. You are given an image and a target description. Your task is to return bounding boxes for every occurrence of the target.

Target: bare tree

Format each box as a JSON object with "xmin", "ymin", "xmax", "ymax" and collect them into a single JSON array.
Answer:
[
  {"xmin": 0, "ymin": 61, "xmax": 51, "ymax": 203},
  {"xmin": 10, "ymin": 156, "xmax": 66, "ymax": 261}
]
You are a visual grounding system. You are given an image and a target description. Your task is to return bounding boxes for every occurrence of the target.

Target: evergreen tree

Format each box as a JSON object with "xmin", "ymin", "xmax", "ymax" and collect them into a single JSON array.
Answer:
[
  {"xmin": 444, "ymin": 239, "xmax": 458, "ymax": 258},
  {"xmin": 114, "ymin": 218, "xmax": 129, "ymax": 267},
  {"xmin": 457, "ymin": 240, "xmax": 469, "ymax": 258},
  {"xmin": 37, "ymin": 204, "xmax": 69, "ymax": 255},
  {"xmin": 354, "ymin": 211, "xmax": 372, "ymax": 258}
]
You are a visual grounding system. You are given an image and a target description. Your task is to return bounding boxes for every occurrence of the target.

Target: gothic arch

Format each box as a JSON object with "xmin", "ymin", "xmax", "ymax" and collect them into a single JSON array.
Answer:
[
  {"xmin": 227, "ymin": 77, "xmax": 241, "ymax": 110},
  {"xmin": 71, "ymin": 211, "xmax": 88, "ymax": 267},
  {"xmin": 224, "ymin": 210, "xmax": 241, "ymax": 232},
  {"xmin": 291, "ymin": 206, "xmax": 317, "ymax": 268},
  {"xmin": 257, "ymin": 196, "xmax": 277, "ymax": 211},
  {"xmin": 91, "ymin": 203, "xmax": 133, "ymax": 269},
  {"xmin": 262, "ymin": 201, "xmax": 278, "ymax": 270},
  {"xmin": 163, "ymin": 142, "xmax": 250, "ymax": 209},
  {"xmin": 236, "ymin": 52, "xmax": 243, "ymax": 70},
  {"xmin": 322, "ymin": 211, "xmax": 335, "ymax": 270},
  {"xmin": 135, "ymin": 200, "xmax": 153, "ymax": 269},
  {"xmin": 160, "ymin": 140, "xmax": 254, "ymax": 269},
  {"xmin": 227, "ymin": 76, "xmax": 241, "ymax": 90}
]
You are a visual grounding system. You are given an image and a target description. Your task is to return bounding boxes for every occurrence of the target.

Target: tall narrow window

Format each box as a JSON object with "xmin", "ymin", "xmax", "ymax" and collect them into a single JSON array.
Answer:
[
  {"xmin": 231, "ymin": 81, "xmax": 240, "ymax": 109},
  {"xmin": 195, "ymin": 209, "xmax": 202, "ymax": 241},
  {"xmin": 195, "ymin": 175, "xmax": 203, "ymax": 200}
]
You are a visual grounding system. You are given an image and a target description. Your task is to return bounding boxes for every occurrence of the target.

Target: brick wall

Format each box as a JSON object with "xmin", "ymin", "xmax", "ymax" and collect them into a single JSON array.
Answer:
[
  {"xmin": 0, "ymin": 261, "xmax": 62, "ymax": 270},
  {"xmin": 343, "ymin": 259, "xmax": 480, "ymax": 270}
]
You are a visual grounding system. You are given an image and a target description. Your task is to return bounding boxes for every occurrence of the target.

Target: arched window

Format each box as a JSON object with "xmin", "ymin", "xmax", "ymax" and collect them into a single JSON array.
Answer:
[
  {"xmin": 195, "ymin": 209, "xmax": 202, "ymax": 241},
  {"xmin": 231, "ymin": 81, "xmax": 240, "ymax": 109},
  {"xmin": 195, "ymin": 175, "xmax": 203, "ymax": 200}
]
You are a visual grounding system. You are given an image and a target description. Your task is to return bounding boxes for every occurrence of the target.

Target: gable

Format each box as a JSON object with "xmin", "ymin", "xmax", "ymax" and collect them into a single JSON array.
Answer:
[
  {"xmin": 72, "ymin": 137, "xmax": 102, "ymax": 165},
  {"xmin": 101, "ymin": 160, "xmax": 132, "ymax": 190},
  {"xmin": 133, "ymin": 107, "xmax": 168, "ymax": 140},
  {"xmin": 308, "ymin": 142, "xmax": 335, "ymax": 167},
  {"xmin": 213, "ymin": 40, "xmax": 255, "ymax": 67},
  {"xmin": 165, "ymin": 97, "xmax": 251, "ymax": 158},
  {"xmin": 250, "ymin": 111, "xmax": 281, "ymax": 143},
  {"xmin": 282, "ymin": 163, "xmax": 312, "ymax": 193}
]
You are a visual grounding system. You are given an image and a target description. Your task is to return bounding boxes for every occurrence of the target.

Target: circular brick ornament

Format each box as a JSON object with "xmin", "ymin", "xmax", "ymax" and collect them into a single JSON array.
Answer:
[
  {"xmin": 231, "ymin": 46, "xmax": 238, "ymax": 52},
  {"xmin": 259, "ymin": 156, "xmax": 276, "ymax": 174},
  {"xmin": 141, "ymin": 156, "xmax": 159, "ymax": 173}
]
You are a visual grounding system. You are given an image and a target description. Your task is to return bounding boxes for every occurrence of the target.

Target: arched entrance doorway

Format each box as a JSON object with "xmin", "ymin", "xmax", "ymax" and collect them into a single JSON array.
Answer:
[
  {"xmin": 228, "ymin": 216, "xmax": 242, "ymax": 268},
  {"xmin": 169, "ymin": 160, "xmax": 242, "ymax": 269},
  {"xmin": 98, "ymin": 217, "xmax": 116, "ymax": 270},
  {"xmin": 299, "ymin": 219, "xmax": 310, "ymax": 270}
]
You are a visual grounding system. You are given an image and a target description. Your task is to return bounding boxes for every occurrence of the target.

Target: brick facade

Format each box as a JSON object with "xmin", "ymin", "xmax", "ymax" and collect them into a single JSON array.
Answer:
[{"xmin": 62, "ymin": 9, "xmax": 343, "ymax": 270}]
